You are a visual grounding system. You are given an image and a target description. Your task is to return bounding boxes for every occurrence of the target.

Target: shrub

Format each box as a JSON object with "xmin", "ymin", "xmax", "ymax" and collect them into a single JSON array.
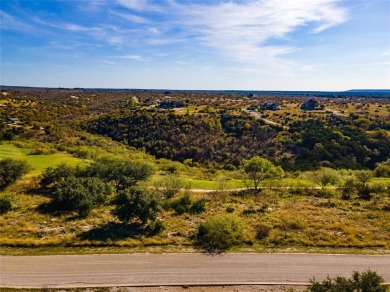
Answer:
[
  {"xmin": 308, "ymin": 270, "xmax": 386, "ymax": 292},
  {"xmin": 40, "ymin": 163, "xmax": 77, "ymax": 188},
  {"xmin": 170, "ymin": 194, "xmax": 192, "ymax": 215},
  {"xmin": 341, "ymin": 178, "xmax": 357, "ymax": 200},
  {"xmin": 149, "ymin": 219, "xmax": 165, "ymax": 235},
  {"xmin": 226, "ymin": 206, "xmax": 235, "ymax": 213},
  {"xmin": 315, "ymin": 188, "xmax": 335, "ymax": 198},
  {"xmin": 355, "ymin": 170, "xmax": 373, "ymax": 185},
  {"xmin": 53, "ymin": 176, "xmax": 111, "ymax": 216},
  {"xmin": 197, "ymin": 214, "xmax": 244, "ymax": 250},
  {"xmin": 78, "ymin": 199, "xmax": 93, "ymax": 218},
  {"xmin": 113, "ymin": 187, "xmax": 161, "ymax": 225},
  {"xmin": 374, "ymin": 161, "xmax": 390, "ymax": 177},
  {"xmin": 255, "ymin": 224, "xmax": 271, "ymax": 240},
  {"xmin": 0, "ymin": 158, "xmax": 30, "ymax": 190},
  {"xmin": 189, "ymin": 199, "xmax": 207, "ymax": 214},
  {"xmin": 86, "ymin": 158, "xmax": 154, "ymax": 191},
  {"xmin": 357, "ymin": 184, "xmax": 372, "ymax": 200},
  {"xmin": 155, "ymin": 174, "xmax": 186, "ymax": 199},
  {"xmin": 0, "ymin": 196, "xmax": 12, "ymax": 215},
  {"xmin": 170, "ymin": 194, "xmax": 206, "ymax": 215}
]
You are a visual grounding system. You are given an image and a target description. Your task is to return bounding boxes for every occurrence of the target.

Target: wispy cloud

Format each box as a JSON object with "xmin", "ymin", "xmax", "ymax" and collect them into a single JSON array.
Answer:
[
  {"xmin": 115, "ymin": 54, "xmax": 151, "ymax": 61},
  {"xmin": 110, "ymin": 10, "xmax": 151, "ymax": 24},
  {"xmin": 166, "ymin": 0, "xmax": 348, "ymax": 62},
  {"xmin": 0, "ymin": 11, "xmax": 32, "ymax": 32},
  {"xmin": 116, "ymin": 0, "xmax": 161, "ymax": 11}
]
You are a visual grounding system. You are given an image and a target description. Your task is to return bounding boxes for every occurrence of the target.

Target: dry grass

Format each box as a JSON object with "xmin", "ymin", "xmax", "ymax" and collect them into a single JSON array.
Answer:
[{"xmin": 1, "ymin": 186, "xmax": 389, "ymax": 255}]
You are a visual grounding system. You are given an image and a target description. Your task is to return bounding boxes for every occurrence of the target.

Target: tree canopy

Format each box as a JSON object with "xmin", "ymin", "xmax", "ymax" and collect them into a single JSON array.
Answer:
[
  {"xmin": 0, "ymin": 158, "xmax": 30, "ymax": 190},
  {"xmin": 243, "ymin": 156, "xmax": 283, "ymax": 190}
]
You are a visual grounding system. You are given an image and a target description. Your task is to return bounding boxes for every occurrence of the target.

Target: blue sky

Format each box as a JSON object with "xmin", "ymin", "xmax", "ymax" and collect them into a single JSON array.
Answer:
[{"xmin": 1, "ymin": 0, "xmax": 389, "ymax": 90}]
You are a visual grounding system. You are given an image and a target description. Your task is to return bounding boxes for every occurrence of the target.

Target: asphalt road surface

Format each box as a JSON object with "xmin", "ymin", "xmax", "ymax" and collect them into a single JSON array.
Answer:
[{"xmin": 1, "ymin": 253, "xmax": 389, "ymax": 288}]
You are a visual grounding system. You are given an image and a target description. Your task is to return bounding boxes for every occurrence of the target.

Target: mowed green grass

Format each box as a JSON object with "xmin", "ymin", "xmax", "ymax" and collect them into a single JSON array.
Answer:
[{"xmin": 0, "ymin": 144, "xmax": 86, "ymax": 176}]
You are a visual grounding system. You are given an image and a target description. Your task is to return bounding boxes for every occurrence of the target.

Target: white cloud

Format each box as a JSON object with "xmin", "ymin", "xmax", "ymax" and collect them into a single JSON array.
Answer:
[
  {"xmin": 116, "ymin": 0, "xmax": 161, "ymax": 11},
  {"xmin": 115, "ymin": 54, "xmax": 151, "ymax": 61},
  {"xmin": 110, "ymin": 10, "xmax": 150, "ymax": 24},
  {"xmin": 0, "ymin": 11, "xmax": 32, "ymax": 32},
  {"xmin": 167, "ymin": 0, "xmax": 348, "ymax": 63}
]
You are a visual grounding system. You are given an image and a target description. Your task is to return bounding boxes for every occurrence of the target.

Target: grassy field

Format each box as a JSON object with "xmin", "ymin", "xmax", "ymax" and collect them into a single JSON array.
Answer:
[
  {"xmin": 0, "ymin": 188, "xmax": 389, "ymax": 254},
  {"xmin": 0, "ymin": 143, "xmax": 86, "ymax": 176}
]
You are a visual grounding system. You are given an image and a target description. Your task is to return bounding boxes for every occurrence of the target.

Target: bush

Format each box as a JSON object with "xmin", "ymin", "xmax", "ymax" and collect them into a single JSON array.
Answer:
[
  {"xmin": 197, "ymin": 214, "xmax": 244, "ymax": 250},
  {"xmin": 113, "ymin": 187, "xmax": 161, "ymax": 225},
  {"xmin": 149, "ymin": 219, "xmax": 165, "ymax": 235},
  {"xmin": 0, "ymin": 158, "xmax": 30, "ymax": 190},
  {"xmin": 374, "ymin": 162, "xmax": 390, "ymax": 177},
  {"xmin": 155, "ymin": 174, "xmax": 186, "ymax": 199},
  {"xmin": 78, "ymin": 199, "xmax": 93, "ymax": 218},
  {"xmin": 170, "ymin": 194, "xmax": 192, "ymax": 215},
  {"xmin": 40, "ymin": 163, "xmax": 77, "ymax": 188},
  {"xmin": 53, "ymin": 176, "xmax": 111, "ymax": 216},
  {"xmin": 255, "ymin": 224, "xmax": 271, "ymax": 240},
  {"xmin": 170, "ymin": 194, "xmax": 206, "ymax": 215},
  {"xmin": 308, "ymin": 269, "xmax": 386, "ymax": 292},
  {"xmin": 86, "ymin": 158, "xmax": 154, "ymax": 191},
  {"xmin": 189, "ymin": 199, "xmax": 207, "ymax": 214},
  {"xmin": 226, "ymin": 206, "xmax": 235, "ymax": 213},
  {"xmin": 0, "ymin": 196, "xmax": 12, "ymax": 215}
]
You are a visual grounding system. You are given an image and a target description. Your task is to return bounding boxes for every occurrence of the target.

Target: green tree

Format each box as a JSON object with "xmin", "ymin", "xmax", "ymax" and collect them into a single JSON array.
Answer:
[
  {"xmin": 155, "ymin": 174, "xmax": 186, "ymax": 199},
  {"xmin": 53, "ymin": 176, "xmax": 111, "ymax": 217},
  {"xmin": 312, "ymin": 168, "xmax": 341, "ymax": 188},
  {"xmin": 86, "ymin": 158, "xmax": 154, "ymax": 191},
  {"xmin": 197, "ymin": 214, "xmax": 244, "ymax": 251},
  {"xmin": 243, "ymin": 156, "xmax": 283, "ymax": 190},
  {"xmin": 40, "ymin": 163, "xmax": 78, "ymax": 187},
  {"xmin": 3, "ymin": 132, "xmax": 14, "ymax": 144},
  {"xmin": 0, "ymin": 158, "xmax": 30, "ymax": 190},
  {"xmin": 374, "ymin": 160, "xmax": 390, "ymax": 177},
  {"xmin": 355, "ymin": 170, "xmax": 373, "ymax": 185},
  {"xmin": 113, "ymin": 187, "xmax": 161, "ymax": 225}
]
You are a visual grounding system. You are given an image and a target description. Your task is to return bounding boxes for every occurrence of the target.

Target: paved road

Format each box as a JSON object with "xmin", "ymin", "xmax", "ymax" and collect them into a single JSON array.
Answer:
[{"xmin": 1, "ymin": 253, "xmax": 389, "ymax": 288}]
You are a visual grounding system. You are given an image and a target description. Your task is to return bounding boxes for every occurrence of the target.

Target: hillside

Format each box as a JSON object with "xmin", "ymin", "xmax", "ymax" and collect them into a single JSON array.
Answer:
[{"xmin": 0, "ymin": 87, "xmax": 389, "ymax": 254}]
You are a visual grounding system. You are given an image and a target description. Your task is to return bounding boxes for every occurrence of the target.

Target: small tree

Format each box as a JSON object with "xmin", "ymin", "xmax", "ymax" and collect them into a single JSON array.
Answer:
[
  {"xmin": 243, "ymin": 156, "xmax": 283, "ymax": 191},
  {"xmin": 3, "ymin": 132, "xmax": 14, "ymax": 144},
  {"xmin": 374, "ymin": 160, "xmax": 390, "ymax": 178},
  {"xmin": 53, "ymin": 176, "xmax": 111, "ymax": 217},
  {"xmin": 197, "ymin": 214, "xmax": 244, "ymax": 251},
  {"xmin": 113, "ymin": 187, "xmax": 161, "ymax": 226},
  {"xmin": 155, "ymin": 174, "xmax": 186, "ymax": 199},
  {"xmin": 40, "ymin": 163, "xmax": 77, "ymax": 188},
  {"xmin": 86, "ymin": 158, "xmax": 154, "ymax": 191},
  {"xmin": 355, "ymin": 170, "xmax": 373, "ymax": 186},
  {"xmin": 312, "ymin": 168, "xmax": 340, "ymax": 188},
  {"xmin": 0, "ymin": 158, "xmax": 30, "ymax": 190}
]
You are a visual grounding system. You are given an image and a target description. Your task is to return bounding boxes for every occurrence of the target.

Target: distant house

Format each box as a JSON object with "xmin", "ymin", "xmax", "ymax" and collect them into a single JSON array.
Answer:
[
  {"xmin": 300, "ymin": 99, "xmax": 324, "ymax": 110},
  {"xmin": 261, "ymin": 102, "xmax": 279, "ymax": 111},
  {"xmin": 157, "ymin": 100, "xmax": 184, "ymax": 109}
]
